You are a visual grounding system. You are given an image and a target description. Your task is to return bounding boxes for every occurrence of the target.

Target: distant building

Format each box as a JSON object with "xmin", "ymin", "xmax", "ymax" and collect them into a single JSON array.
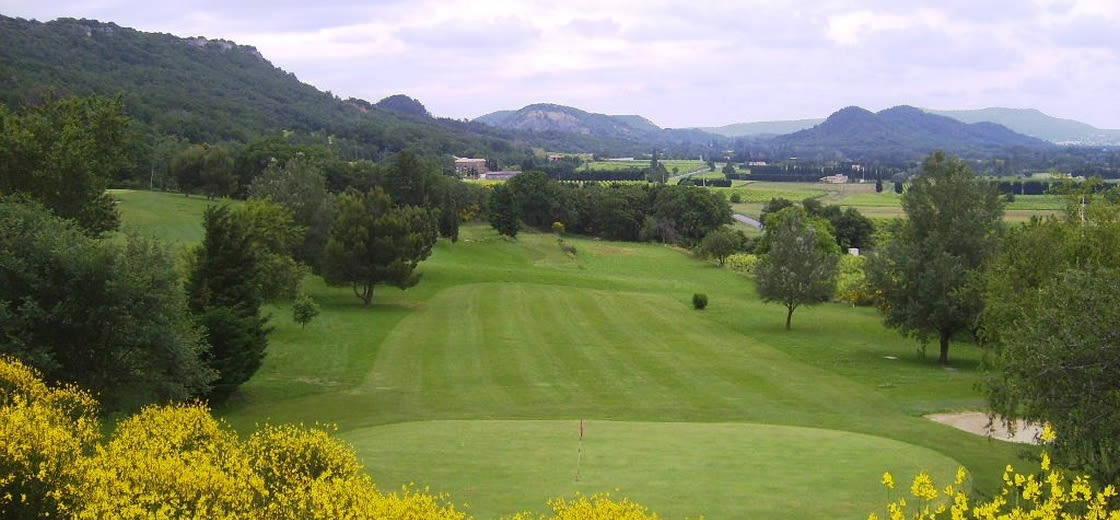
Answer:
[
  {"xmin": 454, "ymin": 157, "xmax": 488, "ymax": 175},
  {"xmin": 481, "ymin": 171, "xmax": 520, "ymax": 181},
  {"xmin": 747, "ymin": 161, "xmax": 769, "ymax": 166},
  {"xmin": 547, "ymin": 154, "xmax": 566, "ymax": 162},
  {"xmin": 820, "ymin": 174, "xmax": 849, "ymax": 184}
]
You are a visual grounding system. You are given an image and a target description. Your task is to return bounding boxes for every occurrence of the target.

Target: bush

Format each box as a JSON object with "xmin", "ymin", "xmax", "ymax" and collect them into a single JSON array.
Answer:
[
  {"xmin": 725, "ymin": 253, "xmax": 760, "ymax": 277},
  {"xmin": 870, "ymin": 425, "xmax": 1120, "ymax": 520},
  {"xmin": 0, "ymin": 356, "xmax": 675, "ymax": 520},
  {"xmin": 692, "ymin": 293, "xmax": 708, "ymax": 310},
  {"xmin": 835, "ymin": 254, "xmax": 876, "ymax": 306},
  {"xmin": 729, "ymin": 192, "xmax": 742, "ymax": 203}
]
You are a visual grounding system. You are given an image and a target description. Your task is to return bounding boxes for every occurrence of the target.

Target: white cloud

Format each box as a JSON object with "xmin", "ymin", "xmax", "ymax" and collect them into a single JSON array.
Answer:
[{"xmin": 5, "ymin": 0, "xmax": 1120, "ymax": 128}]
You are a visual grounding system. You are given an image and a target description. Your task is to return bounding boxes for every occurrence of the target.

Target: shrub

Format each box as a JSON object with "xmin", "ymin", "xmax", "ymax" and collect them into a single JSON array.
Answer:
[
  {"xmin": 0, "ymin": 356, "xmax": 667, "ymax": 520},
  {"xmin": 835, "ymin": 254, "xmax": 875, "ymax": 306},
  {"xmin": 729, "ymin": 192, "xmax": 742, "ymax": 203},
  {"xmin": 292, "ymin": 292, "xmax": 321, "ymax": 328},
  {"xmin": 725, "ymin": 253, "xmax": 760, "ymax": 277},
  {"xmin": 870, "ymin": 425, "xmax": 1120, "ymax": 520},
  {"xmin": 692, "ymin": 293, "xmax": 708, "ymax": 310}
]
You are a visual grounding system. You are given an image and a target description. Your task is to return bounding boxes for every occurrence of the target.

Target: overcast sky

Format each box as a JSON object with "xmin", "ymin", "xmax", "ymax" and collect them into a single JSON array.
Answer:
[{"xmin": 7, "ymin": 1, "xmax": 1120, "ymax": 129}]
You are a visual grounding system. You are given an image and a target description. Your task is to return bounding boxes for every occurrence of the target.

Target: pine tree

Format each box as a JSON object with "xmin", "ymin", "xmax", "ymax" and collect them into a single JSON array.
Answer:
[{"xmin": 187, "ymin": 205, "xmax": 270, "ymax": 403}]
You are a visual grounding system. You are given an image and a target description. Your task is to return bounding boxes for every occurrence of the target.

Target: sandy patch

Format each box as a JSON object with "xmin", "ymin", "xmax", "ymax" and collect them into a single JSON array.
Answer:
[{"xmin": 925, "ymin": 412, "xmax": 1041, "ymax": 444}]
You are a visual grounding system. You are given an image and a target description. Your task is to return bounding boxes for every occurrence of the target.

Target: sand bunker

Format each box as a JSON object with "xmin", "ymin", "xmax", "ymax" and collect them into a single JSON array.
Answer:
[{"xmin": 925, "ymin": 412, "xmax": 1041, "ymax": 444}]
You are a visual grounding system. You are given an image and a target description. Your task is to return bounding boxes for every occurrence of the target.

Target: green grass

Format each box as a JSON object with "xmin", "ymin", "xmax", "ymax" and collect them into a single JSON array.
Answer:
[
  {"xmin": 114, "ymin": 190, "xmax": 1028, "ymax": 519},
  {"xmin": 344, "ymin": 420, "xmax": 961, "ymax": 520},
  {"xmin": 110, "ymin": 189, "xmax": 231, "ymax": 247}
]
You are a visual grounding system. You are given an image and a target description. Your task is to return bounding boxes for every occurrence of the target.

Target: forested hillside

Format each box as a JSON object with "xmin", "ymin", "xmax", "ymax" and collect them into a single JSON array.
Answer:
[{"xmin": 0, "ymin": 15, "xmax": 528, "ymax": 179}]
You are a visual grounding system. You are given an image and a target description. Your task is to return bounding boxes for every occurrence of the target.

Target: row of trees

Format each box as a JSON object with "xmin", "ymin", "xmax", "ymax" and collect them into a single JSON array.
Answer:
[{"xmin": 488, "ymin": 171, "xmax": 733, "ymax": 245}]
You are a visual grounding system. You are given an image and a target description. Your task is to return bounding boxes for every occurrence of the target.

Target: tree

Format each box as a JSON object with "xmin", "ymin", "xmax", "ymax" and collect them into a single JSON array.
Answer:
[
  {"xmin": 488, "ymin": 183, "xmax": 521, "ymax": 238},
  {"xmin": 0, "ymin": 198, "xmax": 214, "ymax": 410},
  {"xmin": 982, "ymin": 188, "xmax": 1120, "ymax": 483},
  {"xmin": 0, "ymin": 95, "xmax": 129, "ymax": 235},
  {"xmin": 755, "ymin": 207, "xmax": 839, "ymax": 330},
  {"xmin": 865, "ymin": 152, "xmax": 1003, "ymax": 364},
  {"xmin": 985, "ymin": 267, "xmax": 1120, "ymax": 484},
  {"xmin": 505, "ymin": 171, "xmax": 555, "ymax": 229},
  {"xmin": 237, "ymin": 199, "xmax": 308, "ymax": 301},
  {"xmin": 248, "ymin": 155, "xmax": 337, "ymax": 271},
  {"xmin": 699, "ymin": 228, "xmax": 740, "ymax": 266},
  {"xmin": 322, "ymin": 187, "xmax": 438, "ymax": 306},
  {"xmin": 875, "ymin": 178, "xmax": 883, "ymax": 193},
  {"xmin": 893, "ymin": 181, "xmax": 903, "ymax": 194},
  {"xmin": 292, "ymin": 293, "xmax": 320, "ymax": 329},
  {"xmin": 171, "ymin": 144, "xmax": 237, "ymax": 199},
  {"xmin": 187, "ymin": 205, "xmax": 270, "ymax": 403}
]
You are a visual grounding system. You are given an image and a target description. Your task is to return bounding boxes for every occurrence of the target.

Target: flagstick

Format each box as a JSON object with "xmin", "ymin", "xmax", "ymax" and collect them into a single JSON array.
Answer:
[{"xmin": 575, "ymin": 419, "xmax": 584, "ymax": 482}]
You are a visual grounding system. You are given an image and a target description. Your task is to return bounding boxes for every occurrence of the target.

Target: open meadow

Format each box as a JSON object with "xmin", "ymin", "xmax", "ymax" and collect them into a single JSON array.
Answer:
[
  {"xmin": 116, "ymin": 189, "xmax": 1028, "ymax": 519},
  {"xmin": 724, "ymin": 181, "xmax": 1063, "ymax": 223}
]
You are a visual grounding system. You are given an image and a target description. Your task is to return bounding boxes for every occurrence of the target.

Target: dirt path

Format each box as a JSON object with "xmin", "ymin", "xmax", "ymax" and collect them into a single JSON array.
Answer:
[{"xmin": 925, "ymin": 412, "xmax": 1040, "ymax": 444}]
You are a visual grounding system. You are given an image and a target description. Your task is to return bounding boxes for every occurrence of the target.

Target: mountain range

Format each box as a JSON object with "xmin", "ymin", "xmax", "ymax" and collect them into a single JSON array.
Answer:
[
  {"xmin": 0, "ymin": 13, "xmax": 1109, "ymax": 175},
  {"xmin": 699, "ymin": 108, "xmax": 1120, "ymax": 145}
]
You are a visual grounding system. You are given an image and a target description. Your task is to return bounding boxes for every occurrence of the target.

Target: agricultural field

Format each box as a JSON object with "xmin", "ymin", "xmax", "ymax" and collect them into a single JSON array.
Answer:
[
  {"xmin": 585, "ymin": 159, "xmax": 707, "ymax": 173},
  {"xmin": 719, "ymin": 181, "xmax": 1064, "ymax": 223},
  {"xmin": 114, "ymin": 190, "xmax": 1028, "ymax": 519}
]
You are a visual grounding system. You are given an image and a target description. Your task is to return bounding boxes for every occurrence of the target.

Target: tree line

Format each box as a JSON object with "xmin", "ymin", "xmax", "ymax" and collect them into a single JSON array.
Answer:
[
  {"xmin": 0, "ymin": 95, "xmax": 489, "ymax": 412},
  {"xmin": 745, "ymin": 150, "xmax": 1120, "ymax": 486}
]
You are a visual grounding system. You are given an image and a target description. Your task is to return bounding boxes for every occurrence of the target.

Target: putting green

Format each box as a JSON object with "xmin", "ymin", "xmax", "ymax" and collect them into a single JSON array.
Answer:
[{"xmin": 344, "ymin": 419, "xmax": 962, "ymax": 520}]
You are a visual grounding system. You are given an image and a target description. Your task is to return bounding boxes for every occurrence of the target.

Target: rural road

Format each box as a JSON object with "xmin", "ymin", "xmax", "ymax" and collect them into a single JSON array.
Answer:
[{"xmin": 733, "ymin": 213, "xmax": 763, "ymax": 229}]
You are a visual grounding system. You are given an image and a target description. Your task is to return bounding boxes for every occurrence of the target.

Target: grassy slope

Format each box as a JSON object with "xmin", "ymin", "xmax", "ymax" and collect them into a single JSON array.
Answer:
[{"xmin": 118, "ymin": 190, "xmax": 1025, "ymax": 519}]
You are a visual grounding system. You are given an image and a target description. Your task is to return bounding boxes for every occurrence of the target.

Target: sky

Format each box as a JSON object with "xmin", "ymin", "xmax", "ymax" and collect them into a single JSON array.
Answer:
[{"xmin": 6, "ymin": 0, "xmax": 1120, "ymax": 129}]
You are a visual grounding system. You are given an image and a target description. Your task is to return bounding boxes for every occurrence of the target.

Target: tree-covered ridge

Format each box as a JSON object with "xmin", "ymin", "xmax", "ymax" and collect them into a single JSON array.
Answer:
[{"xmin": 0, "ymin": 15, "xmax": 529, "ymax": 168}]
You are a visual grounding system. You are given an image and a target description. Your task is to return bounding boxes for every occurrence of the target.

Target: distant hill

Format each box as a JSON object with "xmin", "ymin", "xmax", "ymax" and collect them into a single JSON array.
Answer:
[
  {"xmin": 473, "ymin": 103, "xmax": 720, "ymax": 148},
  {"xmin": 700, "ymin": 119, "xmax": 823, "ymax": 138},
  {"xmin": 770, "ymin": 105, "xmax": 1051, "ymax": 161},
  {"xmin": 375, "ymin": 94, "xmax": 431, "ymax": 119},
  {"xmin": 0, "ymin": 15, "xmax": 525, "ymax": 166},
  {"xmin": 929, "ymin": 107, "xmax": 1120, "ymax": 145}
]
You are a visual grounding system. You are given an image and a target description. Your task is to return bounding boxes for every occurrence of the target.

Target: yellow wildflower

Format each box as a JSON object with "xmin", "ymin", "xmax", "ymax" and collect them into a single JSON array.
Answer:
[
  {"xmin": 1041, "ymin": 423, "xmax": 1057, "ymax": 443},
  {"xmin": 881, "ymin": 472, "xmax": 895, "ymax": 490},
  {"xmin": 910, "ymin": 471, "xmax": 938, "ymax": 501}
]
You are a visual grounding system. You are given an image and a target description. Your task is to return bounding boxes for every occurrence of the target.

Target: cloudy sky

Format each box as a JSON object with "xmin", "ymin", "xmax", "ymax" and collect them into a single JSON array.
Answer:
[{"xmin": 7, "ymin": 1, "xmax": 1120, "ymax": 129}]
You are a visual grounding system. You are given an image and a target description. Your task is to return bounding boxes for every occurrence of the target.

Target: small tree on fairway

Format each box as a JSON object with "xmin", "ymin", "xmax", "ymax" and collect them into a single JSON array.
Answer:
[
  {"xmin": 755, "ymin": 207, "xmax": 839, "ymax": 330},
  {"xmin": 866, "ymin": 151, "xmax": 1003, "ymax": 364},
  {"xmin": 322, "ymin": 187, "xmax": 438, "ymax": 306},
  {"xmin": 893, "ymin": 181, "xmax": 903, "ymax": 194},
  {"xmin": 292, "ymin": 293, "xmax": 320, "ymax": 329},
  {"xmin": 875, "ymin": 178, "xmax": 883, "ymax": 193}
]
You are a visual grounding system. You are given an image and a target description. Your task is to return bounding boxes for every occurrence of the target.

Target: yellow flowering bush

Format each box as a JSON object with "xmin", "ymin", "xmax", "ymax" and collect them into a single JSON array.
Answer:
[
  {"xmin": 0, "ymin": 356, "xmax": 655, "ymax": 520},
  {"xmin": 0, "ymin": 356, "xmax": 99, "ymax": 520},
  {"xmin": 870, "ymin": 425, "xmax": 1120, "ymax": 520},
  {"xmin": 504, "ymin": 492, "xmax": 663, "ymax": 520}
]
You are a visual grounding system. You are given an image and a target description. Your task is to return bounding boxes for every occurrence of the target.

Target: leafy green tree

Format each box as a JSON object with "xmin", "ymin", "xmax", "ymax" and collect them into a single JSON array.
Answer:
[
  {"xmin": 171, "ymin": 143, "xmax": 237, "ymax": 198},
  {"xmin": 0, "ymin": 198, "xmax": 214, "ymax": 410},
  {"xmin": 187, "ymin": 205, "xmax": 270, "ymax": 403},
  {"xmin": 488, "ymin": 183, "xmax": 521, "ymax": 238},
  {"xmin": 982, "ymin": 189, "xmax": 1120, "ymax": 482},
  {"xmin": 759, "ymin": 197, "xmax": 795, "ymax": 225},
  {"xmin": 248, "ymin": 155, "xmax": 337, "ymax": 271},
  {"xmin": 866, "ymin": 152, "xmax": 1003, "ymax": 364},
  {"xmin": 893, "ymin": 181, "xmax": 903, "ymax": 194},
  {"xmin": 505, "ymin": 171, "xmax": 555, "ymax": 229},
  {"xmin": 0, "ymin": 95, "xmax": 129, "ymax": 235},
  {"xmin": 875, "ymin": 178, "xmax": 884, "ymax": 193},
  {"xmin": 650, "ymin": 185, "xmax": 733, "ymax": 245},
  {"xmin": 699, "ymin": 228, "xmax": 740, "ymax": 266},
  {"xmin": 322, "ymin": 188, "xmax": 438, "ymax": 306},
  {"xmin": 985, "ymin": 267, "xmax": 1120, "ymax": 484},
  {"xmin": 755, "ymin": 207, "xmax": 840, "ymax": 330},
  {"xmin": 291, "ymin": 293, "xmax": 320, "ymax": 329},
  {"xmin": 237, "ymin": 199, "xmax": 308, "ymax": 301}
]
